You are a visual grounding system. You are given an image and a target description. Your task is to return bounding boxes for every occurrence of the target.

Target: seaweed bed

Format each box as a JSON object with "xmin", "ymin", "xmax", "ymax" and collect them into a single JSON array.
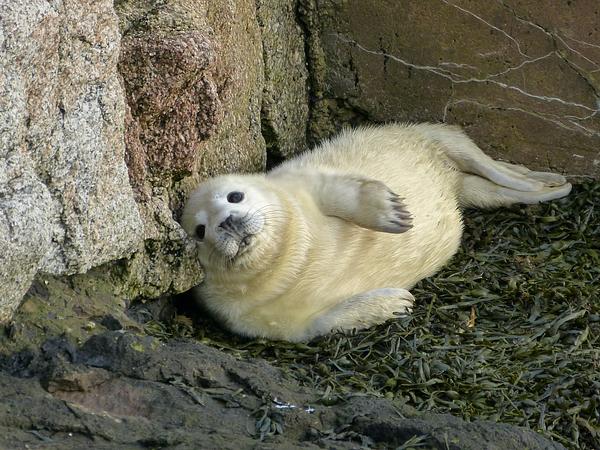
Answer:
[{"xmin": 148, "ymin": 181, "xmax": 599, "ymax": 449}]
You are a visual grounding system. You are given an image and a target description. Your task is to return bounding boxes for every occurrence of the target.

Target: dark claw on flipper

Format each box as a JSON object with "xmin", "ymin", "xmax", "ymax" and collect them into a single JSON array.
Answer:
[
  {"xmin": 389, "ymin": 220, "xmax": 413, "ymax": 233},
  {"xmin": 392, "ymin": 202, "xmax": 412, "ymax": 218},
  {"xmin": 384, "ymin": 190, "xmax": 413, "ymax": 233},
  {"xmin": 389, "ymin": 195, "xmax": 406, "ymax": 203},
  {"xmin": 393, "ymin": 208, "xmax": 412, "ymax": 220}
]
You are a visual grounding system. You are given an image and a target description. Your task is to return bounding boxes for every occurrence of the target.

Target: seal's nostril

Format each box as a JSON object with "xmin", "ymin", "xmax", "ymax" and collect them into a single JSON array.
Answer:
[{"xmin": 219, "ymin": 215, "xmax": 234, "ymax": 229}]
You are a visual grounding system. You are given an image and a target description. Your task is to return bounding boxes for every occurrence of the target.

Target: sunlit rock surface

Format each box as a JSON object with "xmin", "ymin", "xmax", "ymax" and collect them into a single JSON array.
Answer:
[{"xmin": 0, "ymin": 0, "xmax": 143, "ymax": 322}]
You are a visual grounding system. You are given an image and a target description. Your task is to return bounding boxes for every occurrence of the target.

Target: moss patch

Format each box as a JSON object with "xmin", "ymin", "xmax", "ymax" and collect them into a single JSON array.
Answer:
[
  {"xmin": 148, "ymin": 181, "xmax": 599, "ymax": 449},
  {"xmin": 0, "ymin": 269, "xmax": 144, "ymax": 354}
]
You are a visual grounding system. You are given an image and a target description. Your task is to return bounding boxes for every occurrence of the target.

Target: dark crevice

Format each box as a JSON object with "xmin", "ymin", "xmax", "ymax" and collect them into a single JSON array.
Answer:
[
  {"xmin": 259, "ymin": 105, "xmax": 283, "ymax": 169},
  {"xmin": 556, "ymin": 53, "xmax": 600, "ymax": 101},
  {"xmin": 254, "ymin": 0, "xmax": 284, "ymax": 165},
  {"xmin": 261, "ymin": 104, "xmax": 285, "ymax": 169},
  {"xmin": 265, "ymin": 150, "xmax": 285, "ymax": 171},
  {"xmin": 379, "ymin": 37, "xmax": 389, "ymax": 76},
  {"xmin": 296, "ymin": 0, "xmax": 329, "ymax": 145}
]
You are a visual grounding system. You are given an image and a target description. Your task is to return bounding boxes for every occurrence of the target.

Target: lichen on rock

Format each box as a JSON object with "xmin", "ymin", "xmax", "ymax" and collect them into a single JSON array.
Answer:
[
  {"xmin": 120, "ymin": 30, "xmax": 222, "ymax": 189},
  {"xmin": 256, "ymin": 0, "xmax": 309, "ymax": 160}
]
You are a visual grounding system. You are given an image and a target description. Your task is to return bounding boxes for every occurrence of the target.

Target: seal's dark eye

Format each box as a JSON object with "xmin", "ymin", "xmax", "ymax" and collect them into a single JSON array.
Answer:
[
  {"xmin": 227, "ymin": 191, "xmax": 244, "ymax": 203},
  {"xmin": 195, "ymin": 224, "xmax": 206, "ymax": 240}
]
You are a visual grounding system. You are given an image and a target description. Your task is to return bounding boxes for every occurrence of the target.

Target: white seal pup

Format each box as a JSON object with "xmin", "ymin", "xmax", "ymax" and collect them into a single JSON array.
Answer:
[{"xmin": 181, "ymin": 123, "xmax": 571, "ymax": 342}]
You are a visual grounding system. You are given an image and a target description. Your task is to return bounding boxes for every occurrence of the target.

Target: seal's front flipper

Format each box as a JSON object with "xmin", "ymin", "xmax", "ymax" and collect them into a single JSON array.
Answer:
[
  {"xmin": 353, "ymin": 178, "xmax": 413, "ymax": 233},
  {"xmin": 303, "ymin": 288, "xmax": 414, "ymax": 340},
  {"xmin": 311, "ymin": 172, "xmax": 413, "ymax": 233}
]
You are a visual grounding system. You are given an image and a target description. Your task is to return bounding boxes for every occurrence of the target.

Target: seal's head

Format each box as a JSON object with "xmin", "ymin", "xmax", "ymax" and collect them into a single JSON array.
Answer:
[{"xmin": 181, "ymin": 175, "xmax": 283, "ymax": 268}]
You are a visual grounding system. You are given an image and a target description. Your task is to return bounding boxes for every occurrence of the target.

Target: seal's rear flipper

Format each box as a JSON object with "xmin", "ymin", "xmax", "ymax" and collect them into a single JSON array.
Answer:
[
  {"xmin": 496, "ymin": 161, "xmax": 567, "ymax": 187},
  {"xmin": 414, "ymin": 123, "xmax": 569, "ymax": 192},
  {"xmin": 460, "ymin": 174, "xmax": 572, "ymax": 209}
]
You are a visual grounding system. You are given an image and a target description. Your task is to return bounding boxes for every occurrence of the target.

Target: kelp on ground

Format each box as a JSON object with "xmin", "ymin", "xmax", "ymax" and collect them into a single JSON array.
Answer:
[{"xmin": 147, "ymin": 181, "xmax": 600, "ymax": 449}]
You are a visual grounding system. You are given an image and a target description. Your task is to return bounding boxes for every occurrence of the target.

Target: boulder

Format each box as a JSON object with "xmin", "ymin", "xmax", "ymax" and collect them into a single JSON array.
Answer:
[{"xmin": 0, "ymin": 0, "xmax": 143, "ymax": 323}]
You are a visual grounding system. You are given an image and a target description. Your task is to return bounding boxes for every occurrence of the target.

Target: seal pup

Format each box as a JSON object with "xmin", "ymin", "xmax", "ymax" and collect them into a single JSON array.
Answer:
[{"xmin": 181, "ymin": 123, "xmax": 571, "ymax": 342}]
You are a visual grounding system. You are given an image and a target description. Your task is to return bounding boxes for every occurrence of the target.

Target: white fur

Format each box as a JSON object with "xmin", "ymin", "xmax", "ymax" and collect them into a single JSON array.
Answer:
[{"xmin": 181, "ymin": 123, "xmax": 571, "ymax": 341}]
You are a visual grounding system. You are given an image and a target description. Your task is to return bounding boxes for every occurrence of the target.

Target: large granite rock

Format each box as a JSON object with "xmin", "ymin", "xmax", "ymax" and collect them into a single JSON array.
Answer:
[
  {"xmin": 306, "ymin": 0, "xmax": 600, "ymax": 177},
  {"xmin": 0, "ymin": 1, "xmax": 143, "ymax": 323}
]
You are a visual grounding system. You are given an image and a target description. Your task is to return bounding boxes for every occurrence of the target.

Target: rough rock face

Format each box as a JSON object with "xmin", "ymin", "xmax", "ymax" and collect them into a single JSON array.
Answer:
[
  {"xmin": 0, "ymin": 1, "xmax": 143, "ymax": 322},
  {"xmin": 120, "ymin": 31, "xmax": 221, "ymax": 189},
  {"xmin": 307, "ymin": 0, "xmax": 600, "ymax": 177},
  {"xmin": 0, "ymin": 0, "xmax": 310, "ymax": 325},
  {"xmin": 256, "ymin": 0, "xmax": 309, "ymax": 160},
  {"xmin": 113, "ymin": 0, "xmax": 267, "ymax": 302},
  {"xmin": 0, "ymin": 331, "xmax": 566, "ymax": 450}
]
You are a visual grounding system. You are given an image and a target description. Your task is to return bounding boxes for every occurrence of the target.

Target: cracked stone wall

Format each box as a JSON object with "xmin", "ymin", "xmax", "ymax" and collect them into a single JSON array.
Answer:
[{"xmin": 307, "ymin": 0, "xmax": 600, "ymax": 177}]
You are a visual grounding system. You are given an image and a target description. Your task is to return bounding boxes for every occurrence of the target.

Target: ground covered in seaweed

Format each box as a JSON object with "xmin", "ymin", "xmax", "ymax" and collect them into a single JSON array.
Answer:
[{"xmin": 150, "ymin": 181, "xmax": 600, "ymax": 449}]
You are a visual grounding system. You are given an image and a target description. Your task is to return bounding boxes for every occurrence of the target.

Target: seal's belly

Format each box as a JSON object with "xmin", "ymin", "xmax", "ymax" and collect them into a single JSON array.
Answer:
[
  {"xmin": 226, "ymin": 130, "xmax": 465, "ymax": 339},
  {"xmin": 225, "ymin": 201, "xmax": 462, "ymax": 340}
]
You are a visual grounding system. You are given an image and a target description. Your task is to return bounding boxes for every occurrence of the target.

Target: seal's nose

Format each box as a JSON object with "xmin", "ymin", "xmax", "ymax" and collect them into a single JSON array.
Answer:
[{"xmin": 219, "ymin": 215, "xmax": 234, "ymax": 229}]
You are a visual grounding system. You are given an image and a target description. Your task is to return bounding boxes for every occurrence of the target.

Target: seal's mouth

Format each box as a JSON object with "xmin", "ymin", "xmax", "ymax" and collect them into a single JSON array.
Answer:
[
  {"xmin": 213, "ymin": 213, "xmax": 264, "ymax": 262},
  {"xmin": 235, "ymin": 234, "xmax": 253, "ymax": 258}
]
